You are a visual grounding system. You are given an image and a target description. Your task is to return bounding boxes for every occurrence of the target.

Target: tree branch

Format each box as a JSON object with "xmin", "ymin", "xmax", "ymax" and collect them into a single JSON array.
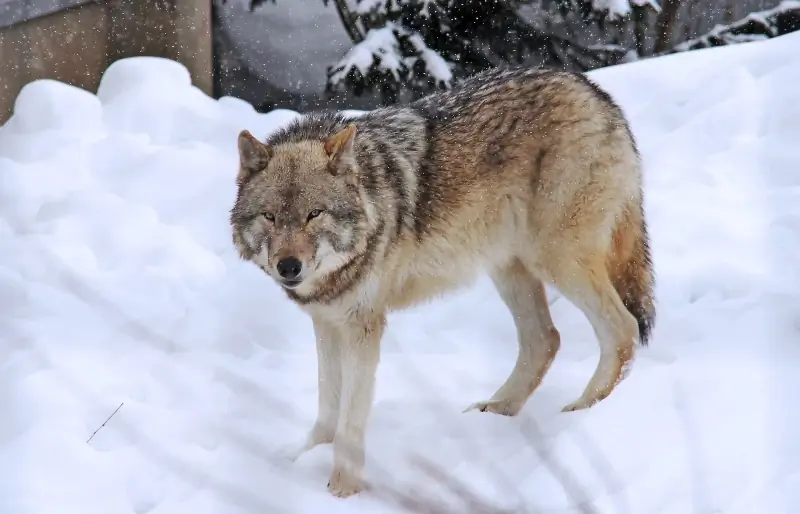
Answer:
[
  {"xmin": 329, "ymin": 0, "xmax": 365, "ymax": 43},
  {"xmin": 659, "ymin": 0, "xmax": 800, "ymax": 54},
  {"xmin": 653, "ymin": 0, "xmax": 681, "ymax": 53}
]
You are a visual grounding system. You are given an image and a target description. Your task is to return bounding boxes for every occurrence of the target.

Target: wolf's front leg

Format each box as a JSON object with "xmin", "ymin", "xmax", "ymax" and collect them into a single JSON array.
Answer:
[
  {"xmin": 327, "ymin": 314, "xmax": 385, "ymax": 498},
  {"xmin": 289, "ymin": 316, "xmax": 342, "ymax": 462}
]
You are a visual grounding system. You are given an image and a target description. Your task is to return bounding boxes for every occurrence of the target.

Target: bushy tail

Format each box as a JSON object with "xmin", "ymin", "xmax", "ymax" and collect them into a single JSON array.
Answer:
[{"xmin": 606, "ymin": 202, "xmax": 656, "ymax": 346}]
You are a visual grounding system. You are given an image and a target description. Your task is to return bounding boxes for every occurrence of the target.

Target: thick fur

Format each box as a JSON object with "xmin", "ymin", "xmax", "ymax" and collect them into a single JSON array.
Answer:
[{"xmin": 229, "ymin": 66, "xmax": 656, "ymax": 498}]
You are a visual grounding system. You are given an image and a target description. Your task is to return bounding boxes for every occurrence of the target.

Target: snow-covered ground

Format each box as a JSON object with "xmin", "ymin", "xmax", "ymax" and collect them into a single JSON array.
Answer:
[{"xmin": 2, "ymin": 31, "xmax": 799, "ymax": 514}]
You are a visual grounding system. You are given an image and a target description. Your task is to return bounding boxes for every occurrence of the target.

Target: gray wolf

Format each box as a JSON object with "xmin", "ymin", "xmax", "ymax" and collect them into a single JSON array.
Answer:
[{"xmin": 229, "ymin": 66, "xmax": 656, "ymax": 498}]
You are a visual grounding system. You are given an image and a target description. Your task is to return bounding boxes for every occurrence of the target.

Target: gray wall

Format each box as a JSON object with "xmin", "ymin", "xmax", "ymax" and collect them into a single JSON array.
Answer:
[{"xmin": 0, "ymin": 0, "xmax": 212, "ymax": 124}]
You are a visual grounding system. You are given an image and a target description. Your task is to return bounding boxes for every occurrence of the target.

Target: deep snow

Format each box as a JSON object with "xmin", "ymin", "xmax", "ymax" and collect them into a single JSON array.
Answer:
[{"xmin": 2, "ymin": 32, "xmax": 800, "ymax": 514}]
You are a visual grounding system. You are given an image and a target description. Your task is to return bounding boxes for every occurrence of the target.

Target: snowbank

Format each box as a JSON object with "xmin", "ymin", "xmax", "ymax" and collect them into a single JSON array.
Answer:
[{"xmin": 2, "ymin": 32, "xmax": 799, "ymax": 513}]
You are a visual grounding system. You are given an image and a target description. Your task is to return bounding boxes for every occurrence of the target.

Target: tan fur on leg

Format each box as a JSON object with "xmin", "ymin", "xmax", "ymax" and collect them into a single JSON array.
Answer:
[
  {"xmin": 543, "ymin": 257, "xmax": 639, "ymax": 412},
  {"xmin": 327, "ymin": 314, "xmax": 384, "ymax": 498},
  {"xmin": 290, "ymin": 316, "xmax": 342, "ymax": 461},
  {"xmin": 465, "ymin": 258, "xmax": 560, "ymax": 416}
]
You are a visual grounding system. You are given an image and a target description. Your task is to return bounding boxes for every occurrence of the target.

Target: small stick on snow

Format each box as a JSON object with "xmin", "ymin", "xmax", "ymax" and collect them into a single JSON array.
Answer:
[{"xmin": 86, "ymin": 402, "xmax": 124, "ymax": 444}]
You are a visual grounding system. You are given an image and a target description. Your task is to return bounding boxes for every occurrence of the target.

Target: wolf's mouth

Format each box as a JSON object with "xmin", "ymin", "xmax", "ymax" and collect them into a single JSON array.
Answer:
[{"xmin": 280, "ymin": 279, "xmax": 302, "ymax": 290}]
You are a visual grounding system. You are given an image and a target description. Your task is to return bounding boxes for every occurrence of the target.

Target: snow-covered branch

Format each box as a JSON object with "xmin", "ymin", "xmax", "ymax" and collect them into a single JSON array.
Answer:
[
  {"xmin": 665, "ymin": 0, "xmax": 800, "ymax": 53},
  {"xmin": 549, "ymin": 0, "xmax": 660, "ymax": 22},
  {"xmin": 326, "ymin": 20, "xmax": 453, "ymax": 102},
  {"xmin": 591, "ymin": 0, "xmax": 660, "ymax": 20},
  {"xmin": 407, "ymin": 33, "xmax": 454, "ymax": 85},
  {"xmin": 326, "ymin": 0, "xmax": 638, "ymax": 104},
  {"xmin": 356, "ymin": 0, "xmax": 440, "ymax": 17},
  {"xmin": 329, "ymin": 24, "xmax": 407, "ymax": 86}
]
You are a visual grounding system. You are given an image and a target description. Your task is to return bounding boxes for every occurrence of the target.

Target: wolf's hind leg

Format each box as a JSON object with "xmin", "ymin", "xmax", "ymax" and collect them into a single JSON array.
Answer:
[
  {"xmin": 465, "ymin": 258, "xmax": 560, "ymax": 416},
  {"xmin": 546, "ymin": 256, "xmax": 639, "ymax": 412}
]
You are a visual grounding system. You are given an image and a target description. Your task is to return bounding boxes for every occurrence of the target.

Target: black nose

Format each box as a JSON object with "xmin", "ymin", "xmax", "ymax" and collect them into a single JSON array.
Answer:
[{"xmin": 276, "ymin": 256, "xmax": 302, "ymax": 279}]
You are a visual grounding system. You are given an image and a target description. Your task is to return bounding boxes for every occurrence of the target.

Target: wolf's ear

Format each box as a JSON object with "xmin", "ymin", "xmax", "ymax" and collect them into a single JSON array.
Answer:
[
  {"xmin": 323, "ymin": 123, "xmax": 357, "ymax": 175},
  {"xmin": 237, "ymin": 130, "xmax": 272, "ymax": 184}
]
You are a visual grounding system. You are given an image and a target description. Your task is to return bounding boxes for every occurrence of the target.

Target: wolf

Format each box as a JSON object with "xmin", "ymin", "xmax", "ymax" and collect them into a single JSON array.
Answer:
[{"xmin": 229, "ymin": 66, "xmax": 655, "ymax": 498}]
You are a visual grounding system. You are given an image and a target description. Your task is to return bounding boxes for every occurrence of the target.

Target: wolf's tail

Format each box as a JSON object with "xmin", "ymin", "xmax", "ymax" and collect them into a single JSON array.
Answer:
[{"xmin": 606, "ymin": 200, "xmax": 656, "ymax": 346}]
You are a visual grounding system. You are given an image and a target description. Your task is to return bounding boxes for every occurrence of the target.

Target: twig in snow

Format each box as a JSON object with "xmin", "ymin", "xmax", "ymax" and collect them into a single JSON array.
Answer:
[{"xmin": 86, "ymin": 402, "xmax": 124, "ymax": 444}]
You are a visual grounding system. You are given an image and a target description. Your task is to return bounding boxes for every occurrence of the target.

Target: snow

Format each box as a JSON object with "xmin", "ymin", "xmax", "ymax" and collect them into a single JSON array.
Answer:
[
  {"xmin": 672, "ymin": 0, "xmax": 800, "ymax": 53},
  {"xmin": 2, "ymin": 30, "xmax": 800, "ymax": 514},
  {"xmin": 407, "ymin": 33, "xmax": 454, "ymax": 85},
  {"xmin": 329, "ymin": 19, "xmax": 452, "ymax": 88},
  {"xmin": 592, "ymin": 0, "xmax": 661, "ymax": 18},
  {"xmin": 592, "ymin": 0, "xmax": 634, "ymax": 18},
  {"xmin": 629, "ymin": 0, "xmax": 661, "ymax": 13},
  {"xmin": 356, "ymin": 0, "xmax": 386, "ymax": 14},
  {"xmin": 329, "ymin": 24, "xmax": 405, "ymax": 84},
  {"xmin": 355, "ymin": 0, "xmax": 440, "ymax": 17},
  {"xmin": 746, "ymin": 0, "xmax": 800, "ymax": 25}
]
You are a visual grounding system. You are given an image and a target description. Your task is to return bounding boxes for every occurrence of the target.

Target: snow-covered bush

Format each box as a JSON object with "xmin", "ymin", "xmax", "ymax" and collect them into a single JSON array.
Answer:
[
  {"xmin": 324, "ymin": 0, "xmax": 660, "ymax": 103},
  {"xmin": 223, "ymin": 0, "xmax": 661, "ymax": 104}
]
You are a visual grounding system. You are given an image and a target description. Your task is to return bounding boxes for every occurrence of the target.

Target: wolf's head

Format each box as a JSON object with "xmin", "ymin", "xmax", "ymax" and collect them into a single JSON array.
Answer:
[{"xmin": 230, "ymin": 122, "xmax": 373, "ymax": 293}]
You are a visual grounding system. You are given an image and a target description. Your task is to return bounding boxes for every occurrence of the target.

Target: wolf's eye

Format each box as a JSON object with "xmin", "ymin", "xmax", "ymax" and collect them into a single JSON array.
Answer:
[
  {"xmin": 261, "ymin": 212, "xmax": 275, "ymax": 222},
  {"xmin": 307, "ymin": 209, "xmax": 323, "ymax": 221}
]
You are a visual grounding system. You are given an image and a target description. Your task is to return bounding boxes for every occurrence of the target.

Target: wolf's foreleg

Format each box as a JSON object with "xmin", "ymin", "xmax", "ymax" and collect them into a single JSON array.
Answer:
[
  {"xmin": 288, "ymin": 316, "xmax": 342, "ymax": 462},
  {"xmin": 327, "ymin": 314, "xmax": 384, "ymax": 498}
]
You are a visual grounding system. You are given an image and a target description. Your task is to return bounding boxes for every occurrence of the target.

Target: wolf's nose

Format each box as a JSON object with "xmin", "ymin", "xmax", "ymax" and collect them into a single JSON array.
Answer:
[{"xmin": 277, "ymin": 256, "xmax": 302, "ymax": 279}]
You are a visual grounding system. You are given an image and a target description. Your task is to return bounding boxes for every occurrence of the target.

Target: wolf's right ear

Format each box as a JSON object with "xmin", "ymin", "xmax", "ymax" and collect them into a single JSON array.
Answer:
[
  {"xmin": 237, "ymin": 130, "xmax": 272, "ymax": 184},
  {"xmin": 323, "ymin": 124, "xmax": 357, "ymax": 176}
]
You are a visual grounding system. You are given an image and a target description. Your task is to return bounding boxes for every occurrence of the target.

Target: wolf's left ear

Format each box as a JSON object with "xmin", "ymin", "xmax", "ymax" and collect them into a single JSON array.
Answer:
[
  {"xmin": 237, "ymin": 130, "xmax": 272, "ymax": 184},
  {"xmin": 323, "ymin": 123, "xmax": 357, "ymax": 175}
]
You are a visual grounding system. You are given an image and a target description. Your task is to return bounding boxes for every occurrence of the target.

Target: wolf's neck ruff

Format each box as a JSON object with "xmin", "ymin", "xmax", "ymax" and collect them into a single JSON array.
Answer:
[{"xmin": 284, "ymin": 218, "xmax": 386, "ymax": 306}]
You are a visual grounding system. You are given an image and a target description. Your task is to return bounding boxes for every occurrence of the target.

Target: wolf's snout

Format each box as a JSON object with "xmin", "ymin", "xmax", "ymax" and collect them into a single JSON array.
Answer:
[{"xmin": 277, "ymin": 256, "xmax": 303, "ymax": 279}]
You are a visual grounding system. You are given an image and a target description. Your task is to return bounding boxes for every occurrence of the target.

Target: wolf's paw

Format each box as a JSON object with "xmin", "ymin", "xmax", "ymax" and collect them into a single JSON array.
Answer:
[
  {"xmin": 560, "ymin": 397, "xmax": 598, "ymax": 413},
  {"xmin": 463, "ymin": 399, "xmax": 523, "ymax": 417},
  {"xmin": 327, "ymin": 468, "xmax": 365, "ymax": 498}
]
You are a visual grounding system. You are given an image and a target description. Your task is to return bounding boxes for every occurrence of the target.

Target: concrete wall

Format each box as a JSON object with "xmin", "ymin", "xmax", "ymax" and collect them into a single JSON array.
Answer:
[{"xmin": 0, "ymin": 0, "xmax": 212, "ymax": 124}]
